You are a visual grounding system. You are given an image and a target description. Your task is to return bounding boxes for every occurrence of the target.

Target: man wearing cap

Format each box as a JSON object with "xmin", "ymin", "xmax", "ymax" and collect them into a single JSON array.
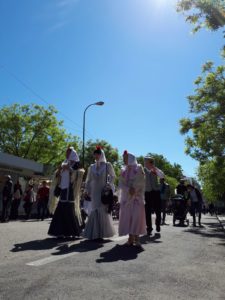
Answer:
[
  {"xmin": 1, "ymin": 175, "xmax": 13, "ymax": 222},
  {"xmin": 144, "ymin": 157, "xmax": 165, "ymax": 235}
]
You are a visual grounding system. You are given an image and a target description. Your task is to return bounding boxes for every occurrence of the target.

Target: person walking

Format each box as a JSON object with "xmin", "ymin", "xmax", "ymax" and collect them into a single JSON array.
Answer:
[
  {"xmin": 83, "ymin": 146, "xmax": 116, "ymax": 240},
  {"xmin": 118, "ymin": 151, "xmax": 146, "ymax": 247},
  {"xmin": 176, "ymin": 179, "xmax": 188, "ymax": 198},
  {"xmin": 160, "ymin": 177, "xmax": 171, "ymax": 225},
  {"xmin": 144, "ymin": 157, "xmax": 165, "ymax": 235},
  {"xmin": 187, "ymin": 184, "xmax": 203, "ymax": 227},
  {"xmin": 10, "ymin": 180, "xmax": 23, "ymax": 220},
  {"xmin": 23, "ymin": 184, "xmax": 35, "ymax": 220},
  {"xmin": 1, "ymin": 175, "xmax": 13, "ymax": 222},
  {"xmin": 37, "ymin": 181, "xmax": 49, "ymax": 221}
]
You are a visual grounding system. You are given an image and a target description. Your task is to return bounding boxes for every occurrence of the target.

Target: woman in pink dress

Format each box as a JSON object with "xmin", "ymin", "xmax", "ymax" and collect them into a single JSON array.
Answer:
[{"xmin": 118, "ymin": 151, "xmax": 146, "ymax": 247}]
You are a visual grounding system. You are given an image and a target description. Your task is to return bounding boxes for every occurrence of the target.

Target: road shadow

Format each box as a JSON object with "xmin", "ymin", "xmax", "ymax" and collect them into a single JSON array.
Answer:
[
  {"xmin": 10, "ymin": 237, "xmax": 70, "ymax": 252},
  {"xmin": 140, "ymin": 233, "xmax": 162, "ymax": 244},
  {"xmin": 52, "ymin": 239, "xmax": 111, "ymax": 256},
  {"xmin": 184, "ymin": 222, "xmax": 225, "ymax": 246},
  {"xmin": 96, "ymin": 244, "xmax": 144, "ymax": 263},
  {"xmin": 173, "ymin": 223, "xmax": 189, "ymax": 228},
  {"xmin": 203, "ymin": 222, "xmax": 223, "ymax": 231}
]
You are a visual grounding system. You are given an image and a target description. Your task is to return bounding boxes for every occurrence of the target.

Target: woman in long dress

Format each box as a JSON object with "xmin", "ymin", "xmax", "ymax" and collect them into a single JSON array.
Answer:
[
  {"xmin": 83, "ymin": 146, "xmax": 116, "ymax": 240},
  {"xmin": 48, "ymin": 147, "xmax": 84, "ymax": 238},
  {"xmin": 118, "ymin": 151, "xmax": 146, "ymax": 247}
]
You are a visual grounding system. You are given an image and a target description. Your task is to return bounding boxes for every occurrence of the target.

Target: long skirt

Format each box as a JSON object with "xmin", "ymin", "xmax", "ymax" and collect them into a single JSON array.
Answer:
[
  {"xmin": 83, "ymin": 206, "xmax": 115, "ymax": 240},
  {"xmin": 119, "ymin": 199, "xmax": 146, "ymax": 236},
  {"xmin": 48, "ymin": 188, "xmax": 81, "ymax": 237}
]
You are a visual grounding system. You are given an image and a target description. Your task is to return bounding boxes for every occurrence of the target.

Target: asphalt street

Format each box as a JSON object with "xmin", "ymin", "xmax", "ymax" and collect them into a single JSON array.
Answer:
[{"xmin": 0, "ymin": 214, "xmax": 224, "ymax": 300}]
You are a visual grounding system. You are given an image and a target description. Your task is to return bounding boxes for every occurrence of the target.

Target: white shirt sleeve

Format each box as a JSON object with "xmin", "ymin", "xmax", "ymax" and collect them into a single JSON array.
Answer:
[{"xmin": 155, "ymin": 167, "xmax": 165, "ymax": 179}]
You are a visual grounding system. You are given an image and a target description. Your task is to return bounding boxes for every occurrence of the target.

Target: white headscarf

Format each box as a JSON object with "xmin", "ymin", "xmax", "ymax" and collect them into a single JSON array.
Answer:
[
  {"xmin": 97, "ymin": 149, "xmax": 107, "ymax": 163},
  {"xmin": 68, "ymin": 147, "xmax": 79, "ymax": 162},
  {"xmin": 127, "ymin": 153, "xmax": 137, "ymax": 166}
]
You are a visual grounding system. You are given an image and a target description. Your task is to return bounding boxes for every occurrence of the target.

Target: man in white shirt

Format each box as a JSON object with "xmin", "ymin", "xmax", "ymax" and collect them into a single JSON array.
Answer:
[{"xmin": 144, "ymin": 157, "xmax": 165, "ymax": 235}]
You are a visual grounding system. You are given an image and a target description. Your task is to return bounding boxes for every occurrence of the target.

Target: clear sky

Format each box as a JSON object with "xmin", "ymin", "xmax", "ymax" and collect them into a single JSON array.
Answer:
[{"xmin": 0, "ymin": 0, "xmax": 224, "ymax": 177}]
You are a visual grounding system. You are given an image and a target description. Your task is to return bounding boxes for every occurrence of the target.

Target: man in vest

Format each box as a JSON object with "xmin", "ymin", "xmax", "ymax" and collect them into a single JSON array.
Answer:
[{"xmin": 144, "ymin": 157, "xmax": 165, "ymax": 235}]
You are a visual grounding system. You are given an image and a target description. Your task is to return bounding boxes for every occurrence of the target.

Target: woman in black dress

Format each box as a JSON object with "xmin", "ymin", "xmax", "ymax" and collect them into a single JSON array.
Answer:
[{"xmin": 48, "ymin": 147, "xmax": 84, "ymax": 238}]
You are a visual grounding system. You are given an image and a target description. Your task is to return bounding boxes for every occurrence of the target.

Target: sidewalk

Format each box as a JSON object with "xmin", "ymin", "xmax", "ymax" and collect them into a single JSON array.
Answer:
[{"xmin": 217, "ymin": 215, "xmax": 225, "ymax": 231}]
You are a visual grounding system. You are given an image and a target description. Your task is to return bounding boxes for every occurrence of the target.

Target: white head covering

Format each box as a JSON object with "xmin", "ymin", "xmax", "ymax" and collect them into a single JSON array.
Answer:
[
  {"xmin": 68, "ymin": 147, "xmax": 79, "ymax": 162},
  {"xmin": 97, "ymin": 149, "xmax": 107, "ymax": 163},
  {"xmin": 127, "ymin": 152, "xmax": 137, "ymax": 166}
]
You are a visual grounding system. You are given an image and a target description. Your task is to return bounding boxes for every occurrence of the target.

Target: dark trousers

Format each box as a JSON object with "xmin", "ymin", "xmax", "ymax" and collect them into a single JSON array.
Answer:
[
  {"xmin": 10, "ymin": 199, "xmax": 21, "ymax": 219},
  {"xmin": 161, "ymin": 199, "xmax": 167, "ymax": 223},
  {"xmin": 190, "ymin": 202, "xmax": 201, "ymax": 226},
  {"xmin": 1, "ymin": 200, "xmax": 11, "ymax": 222},
  {"xmin": 23, "ymin": 202, "xmax": 33, "ymax": 219},
  {"xmin": 145, "ymin": 191, "xmax": 161, "ymax": 232},
  {"xmin": 37, "ymin": 201, "xmax": 48, "ymax": 220}
]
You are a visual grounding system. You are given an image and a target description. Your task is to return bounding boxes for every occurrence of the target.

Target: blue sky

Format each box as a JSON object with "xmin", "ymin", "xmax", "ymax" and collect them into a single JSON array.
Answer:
[{"xmin": 0, "ymin": 0, "xmax": 224, "ymax": 177}]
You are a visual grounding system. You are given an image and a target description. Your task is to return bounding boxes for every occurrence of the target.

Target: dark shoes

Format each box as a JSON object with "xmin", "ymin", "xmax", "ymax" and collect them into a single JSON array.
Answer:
[
  {"xmin": 147, "ymin": 226, "xmax": 160, "ymax": 234},
  {"xmin": 156, "ymin": 225, "xmax": 161, "ymax": 233},
  {"xmin": 147, "ymin": 228, "xmax": 153, "ymax": 236}
]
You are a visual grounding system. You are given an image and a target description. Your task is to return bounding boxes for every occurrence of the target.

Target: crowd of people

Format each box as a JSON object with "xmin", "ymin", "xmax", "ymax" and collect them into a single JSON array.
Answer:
[
  {"xmin": 1, "ymin": 176, "xmax": 50, "ymax": 222},
  {"xmin": 0, "ymin": 146, "xmax": 208, "ymax": 248}
]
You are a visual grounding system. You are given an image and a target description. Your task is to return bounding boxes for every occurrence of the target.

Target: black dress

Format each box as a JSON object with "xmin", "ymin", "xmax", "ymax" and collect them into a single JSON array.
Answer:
[{"xmin": 48, "ymin": 186, "xmax": 81, "ymax": 237}]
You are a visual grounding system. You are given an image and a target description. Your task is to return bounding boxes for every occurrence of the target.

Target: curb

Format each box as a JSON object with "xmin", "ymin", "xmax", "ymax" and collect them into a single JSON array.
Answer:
[{"xmin": 216, "ymin": 215, "xmax": 225, "ymax": 231}]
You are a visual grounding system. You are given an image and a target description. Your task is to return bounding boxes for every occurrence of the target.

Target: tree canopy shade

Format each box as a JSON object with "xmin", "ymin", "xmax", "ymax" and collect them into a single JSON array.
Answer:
[
  {"xmin": 0, "ymin": 104, "xmax": 80, "ymax": 167},
  {"xmin": 180, "ymin": 62, "xmax": 225, "ymax": 161},
  {"xmin": 177, "ymin": 0, "xmax": 225, "ymax": 33}
]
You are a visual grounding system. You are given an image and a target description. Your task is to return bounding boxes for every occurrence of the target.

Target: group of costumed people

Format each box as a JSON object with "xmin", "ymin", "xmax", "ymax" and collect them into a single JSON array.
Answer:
[{"xmin": 48, "ymin": 146, "xmax": 162, "ymax": 248}]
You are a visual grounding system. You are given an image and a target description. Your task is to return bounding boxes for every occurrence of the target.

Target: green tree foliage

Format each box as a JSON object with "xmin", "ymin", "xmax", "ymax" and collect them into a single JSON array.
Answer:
[
  {"xmin": 177, "ymin": 1, "xmax": 225, "ymax": 202},
  {"xmin": 137, "ymin": 153, "xmax": 183, "ymax": 181},
  {"xmin": 179, "ymin": 62, "xmax": 225, "ymax": 203},
  {"xmin": 166, "ymin": 176, "xmax": 179, "ymax": 197},
  {"xmin": 180, "ymin": 62, "xmax": 225, "ymax": 161},
  {"xmin": 177, "ymin": 0, "xmax": 225, "ymax": 33},
  {"xmin": 0, "ymin": 104, "xmax": 80, "ymax": 167},
  {"xmin": 198, "ymin": 157, "xmax": 225, "ymax": 202}
]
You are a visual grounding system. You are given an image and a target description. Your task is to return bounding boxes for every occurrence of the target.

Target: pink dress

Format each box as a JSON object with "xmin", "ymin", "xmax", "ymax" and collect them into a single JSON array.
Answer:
[{"xmin": 118, "ymin": 164, "xmax": 147, "ymax": 236}]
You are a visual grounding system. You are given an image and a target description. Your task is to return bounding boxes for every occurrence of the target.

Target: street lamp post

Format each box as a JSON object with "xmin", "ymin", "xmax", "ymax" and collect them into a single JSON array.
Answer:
[{"xmin": 82, "ymin": 101, "xmax": 104, "ymax": 168}]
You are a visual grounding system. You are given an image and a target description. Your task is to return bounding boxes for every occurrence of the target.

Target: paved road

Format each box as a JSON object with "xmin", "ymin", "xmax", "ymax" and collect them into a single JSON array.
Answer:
[{"xmin": 0, "ymin": 214, "xmax": 224, "ymax": 300}]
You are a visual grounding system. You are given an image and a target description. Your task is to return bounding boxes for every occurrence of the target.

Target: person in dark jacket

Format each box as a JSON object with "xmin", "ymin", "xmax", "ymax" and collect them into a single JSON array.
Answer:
[
  {"xmin": 37, "ymin": 181, "xmax": 49, "ymax": 220},
  {"xmin": 10, "ymin": 180, "xmax": 23, "ymax": 220},
  {"xmin": 187, "ymin": 184, "xmax": 203, "ymax": 227},
  {"xmin": 175, "ymin": 179, "xmax": 188, "ymax": 198},
  {"xmin": 160, "ymin": 178, "xmax": 171, "ymax": 225},
  {"xmin": 1, "ymin": 175, "xmax": 13, "ymax": 222}
]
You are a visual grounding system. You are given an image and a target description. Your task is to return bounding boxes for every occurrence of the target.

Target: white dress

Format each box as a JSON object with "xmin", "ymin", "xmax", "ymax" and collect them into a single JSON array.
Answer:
[{"xmin": 83, "ymin": 162, "xmax": 116, "ymax": 239}]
